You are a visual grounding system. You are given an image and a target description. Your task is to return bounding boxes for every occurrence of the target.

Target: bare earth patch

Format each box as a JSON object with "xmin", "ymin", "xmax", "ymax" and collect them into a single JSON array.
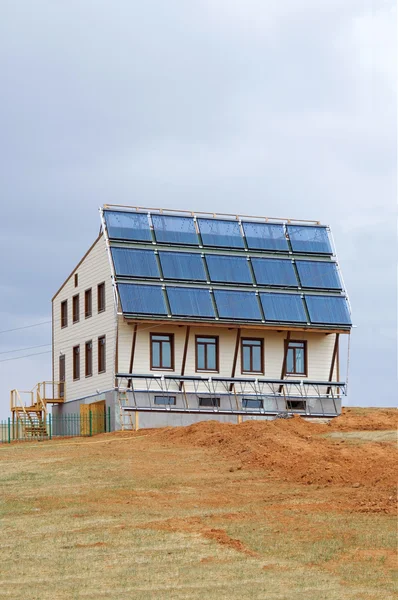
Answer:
[{"xmin": 0, "ymin": 408, "xmax": 396, "ymax": 599}]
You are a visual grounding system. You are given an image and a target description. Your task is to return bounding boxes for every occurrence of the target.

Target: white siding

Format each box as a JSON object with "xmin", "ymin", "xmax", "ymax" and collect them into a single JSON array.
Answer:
[
  {"xmin": 52, "ymin": 236, "xmax": 116, "ymax": 401},
  {"xmin": 117, "ymin": 321, "xmax": 338, "ymax": 381}
]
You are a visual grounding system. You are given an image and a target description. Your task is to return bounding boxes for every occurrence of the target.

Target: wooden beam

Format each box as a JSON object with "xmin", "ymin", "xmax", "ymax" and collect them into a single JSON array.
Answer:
[
  {"xmin": 179, "ymin": 326, "xmax": 190, "ymax": 391},
  {"xmin": 127, "ymin": 323, "xmax": 138, "ymax": 388},
  {"xmin": 327, "ymin": 333, "xmax": 339, "ymax": 394},
  {"xmin": 229, "ymin": 329, "xmax": 241, "ymax": 391},
  {"xmin": 278, "ymin": 331, "xmax": 291, "ymax": 393}
]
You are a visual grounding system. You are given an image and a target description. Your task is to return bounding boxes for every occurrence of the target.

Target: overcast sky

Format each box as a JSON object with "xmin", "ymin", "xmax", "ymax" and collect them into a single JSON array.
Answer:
[{"xmin": 0, "ymin": 0, "xmax": 396, "ymax": 419}]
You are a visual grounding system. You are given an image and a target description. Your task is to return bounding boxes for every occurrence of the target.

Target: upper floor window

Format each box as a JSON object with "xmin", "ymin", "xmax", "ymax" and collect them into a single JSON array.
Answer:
[
  {"xmin": 73, "ymin": 345, "xmax": 80, "ymax": 380},
  {"xmin": 286, "ymin": 340, "xmax": 307, "ymax": 375},
  {"xmin": 98, "ymin": 336, "xmax": 106, "ymax": 373},
  {"xmin": 85, "ymin": 288, "xmax": 92, "ymax": 318},
  {"xmin": 97, "ymin": 282, "xmax": 105, "ymax": 313},
  {"xmin": 85, "ymin": 340, "xmax": 93, "ymax": 377},
  {"xmin": 196, "ymin": 336, "xmax": 218, "ymax": 371},
  {"xmin": 74, "ymin": 273, "xmax": 78, "ymax": 287},
  {"xmin": 59, "ymin": 354, "xmax": 65, "ymax": 398},
  {"xmin": 61, "ymin": 300, "xmax": 68, "ymax": 328},
  {"xmin": 72, "ymin": 294, "xmax": 80, "ymax": 323},
  {"xmin": 241, "ymin": 338, "xmax": 263, "ymax": 373},
  {"xmin": 150, "ymin": 334, "xmax": 174, "ymax": 370}
]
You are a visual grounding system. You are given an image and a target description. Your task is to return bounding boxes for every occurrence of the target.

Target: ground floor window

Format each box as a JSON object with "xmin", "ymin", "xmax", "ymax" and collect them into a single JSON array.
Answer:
[
  {"xmin": 198, "ymin": 397, "xmax": 220, "ymax": 408},
  {"xmin": 73, "ymin": 346, "xmax": 80, "ymax": 380},
  {"xmin": 242, "ymin": 398, "xmax": 263, "ymax": 409},
  {"xmin": 98, "ymin": 336, "xmax": 106, "ymax": 373},
  {"xmin": 286, "ymin": 340, "xmax": 307, "ymax": 375},
  {"xmin": 154, "ymin": 396, "xmax": 176, "ymax": 405},
  {"xmin": 286, "ymin": 400, "xmax": 306, "ymax": 411}
]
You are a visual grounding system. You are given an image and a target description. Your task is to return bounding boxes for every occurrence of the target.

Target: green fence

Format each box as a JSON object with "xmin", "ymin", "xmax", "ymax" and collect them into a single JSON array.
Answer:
[{"xmin": 0, "ymin": 408, "xmax": 112, "ymax": 443}]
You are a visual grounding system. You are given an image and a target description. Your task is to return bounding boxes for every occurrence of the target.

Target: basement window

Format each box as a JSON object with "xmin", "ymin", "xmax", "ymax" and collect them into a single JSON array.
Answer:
[
  {"xmin": 154, "ymin": 396, "xmax": 176, "ymax": 405},
  {"xmin": 198, "ymin": 397, "xmax": 220, "ymax": 408},
  {"xmin": 286, "ymin": 400, "xmax": 306, "ymax": 411},
  {"xmin": 242, "ymin": 398, "xmax": 263, "ymax": 409}
]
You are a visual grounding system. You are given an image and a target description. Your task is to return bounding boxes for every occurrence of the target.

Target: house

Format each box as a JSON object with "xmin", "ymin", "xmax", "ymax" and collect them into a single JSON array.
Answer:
[{"xmin": 43, "ymin": 205, "xmax": 352, "ymax": 430}]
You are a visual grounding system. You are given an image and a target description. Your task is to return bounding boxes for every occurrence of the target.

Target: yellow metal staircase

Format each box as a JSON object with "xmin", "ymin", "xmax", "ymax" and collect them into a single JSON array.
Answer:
[{"xmin": 10, "ymin": 382, "xmax": 65, "ymax": 440}]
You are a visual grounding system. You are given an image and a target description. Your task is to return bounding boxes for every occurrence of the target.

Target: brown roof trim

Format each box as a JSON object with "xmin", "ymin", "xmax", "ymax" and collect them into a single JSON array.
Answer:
[{"xmin": 52, "ymin": 233, "xmax": 104, "ymax": 302}]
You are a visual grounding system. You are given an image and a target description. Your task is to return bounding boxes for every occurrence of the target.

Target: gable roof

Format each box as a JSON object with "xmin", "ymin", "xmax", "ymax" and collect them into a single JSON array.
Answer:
[{"xmin": 100, "ymin": 205, "xmax": 352, "ymax": 331}]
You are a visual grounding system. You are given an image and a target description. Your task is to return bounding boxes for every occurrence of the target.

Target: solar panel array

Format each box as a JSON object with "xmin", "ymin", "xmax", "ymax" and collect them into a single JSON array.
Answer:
[{"xmin": 104, "ymin": 209, "xmax": 351, "ymax": 328}]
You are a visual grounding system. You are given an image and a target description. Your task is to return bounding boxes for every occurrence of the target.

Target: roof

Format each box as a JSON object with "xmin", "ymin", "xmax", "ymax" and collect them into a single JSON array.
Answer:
[{"xmin": 100, "ymin": 205, "xmax": 352, "ymax": 331}]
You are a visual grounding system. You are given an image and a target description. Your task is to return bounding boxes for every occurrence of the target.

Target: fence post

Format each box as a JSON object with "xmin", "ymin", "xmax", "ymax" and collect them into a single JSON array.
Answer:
[
  {"xmin": 89, "ymin": 410, "xmax": 92, "ymax": 437},
  {"xmin": 107, "ymin": 406, "xmax": 111, "ymax": 432},
  {"xmin": 49, "ymin": 414, "xmax": 52, "ymax": 440},
  {"xmin": 8, "ymin": 418, "xmax": 11, "ymax": 444}
]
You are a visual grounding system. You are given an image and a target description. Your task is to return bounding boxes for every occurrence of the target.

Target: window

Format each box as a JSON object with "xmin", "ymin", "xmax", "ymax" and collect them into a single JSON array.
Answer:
[
  {"xmin": 73, "ymin": 346, "xmax": 80, "ymax": 380},
  {"xmin": 154, "ymin": 396, "xmax": 176, "ymax": 405},
  {"xmin": 150, "ymin": 334, "xmax": 174, "ymax": 370},
  {"xmin": 85, "ymin": 341, "xmax": 92, "ymax": 377},
  {"xmin": 72, "ymin": 294, "xmax": 79, "ymax": 323},
  {"xmin": 241, "ymin": 339, "xmax": 263, "ymax": 373},
  {"xmin": 196, "ymin": 336, "xmax": 218, "ymax": 371},
  {"xmin": 286, "ymin": 400, "xmax": 306, "ymax": 411},
  {"xmin": 199, "ymin": 397, "xmax": 220, "ymax": 407},
  {"xmin": 242, "ymin": 398, "xmax": 263, "ymax": 409},
  {"xmin": 74, "ymin": 273, "xmax": 78, "ymax": 287},
  {"xmin": 59, "ymin": 355, "xmax": 65, "ymax": 398},
  {"xmin": 286, "ymin": 340, "xmax": 307, "ymax": 375},
  {"xmin": 61, "ymin": 300, "xmax": 68, "ymax": 328},
  {"xmin": 98, "ymin": 336, "xmax": 106, "ymax": 373},
  {"xmin": 85, "ymin": 288, "xmax": 92, "ymax": 318},
  {"xmin": 97, "ymin": 282, "xmax": 105, "ymax": 313}
]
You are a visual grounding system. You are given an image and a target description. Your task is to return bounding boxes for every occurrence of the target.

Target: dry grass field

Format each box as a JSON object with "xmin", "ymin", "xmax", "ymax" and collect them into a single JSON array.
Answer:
[{"xmin": 0, "ymin": 408, "xmax": 396, "ymax": 600}]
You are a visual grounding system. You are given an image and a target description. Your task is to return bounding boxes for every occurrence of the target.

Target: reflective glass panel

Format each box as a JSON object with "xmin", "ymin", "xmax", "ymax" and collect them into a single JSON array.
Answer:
[
  {"xmin": 242, "ymin": 398, "xmax": 263, "ymax": 409},
  {"xmin": 152, "ymin": 215, "xmax": 198, "ymax": 245},
  {"xmin": 197, "ymin": 219, "xmax": 244, "ymax": 248},
  {"xmin": 118, "ymin": 283, "xmax": 167, "ymax": 315},
  {"xmin": 251, "ymin": 258, "xmax": 297, "ymax": 287},
  {"xmin": 104, "ymin": 211, "xmax": 151, "ymax": 241},
  {"xmin": 111, "ymin": 248, "xmax": 159, "ymax": 278},
  {"xmin": 159, "ymin": 251, "xmax": 206, "ymax": 281},
  {"xmin": 296, "ymin": 260, "xmax": 342, "ymax": 289},
  {"xmin": 287, "ymin": 225, "xmax": 332, "ymax": 254},
  {"xmin": 167, "ymin": 287, "xmax": 215, "ymax": 318},
  {"xmin": 205, "ymin": 254, "xmax": 252, "ymax": 284},
  {"xmin": 154, "ymin": 396, "xmax": 176, "ymax": 405},
  {"xmin": 214, "ymin": 290, "xmax": 262, "ymax": 320},
  {"xmin": 305, "ymin": 295, "xmax": 351, "ymax": 325},
  {"xmin": 260, "ymin": 293, "xmax": 307, "ymax": 323},
  {"xmin": 242, "ymin": 222, "xmax": 289, "ymax": 251}
]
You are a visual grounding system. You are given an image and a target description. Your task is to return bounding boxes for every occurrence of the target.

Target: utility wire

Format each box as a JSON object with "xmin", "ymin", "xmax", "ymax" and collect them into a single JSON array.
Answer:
[
  {"xmin": 0, "ymin": 320, "xmax": 51, "ymax": 335},
  {"xmin": 0, "ymin": 343, "xmax": 51, "ymax": 355},
  {"xmin": 0, "ymin": 351, "xmax": 52, "ymax": 363}
]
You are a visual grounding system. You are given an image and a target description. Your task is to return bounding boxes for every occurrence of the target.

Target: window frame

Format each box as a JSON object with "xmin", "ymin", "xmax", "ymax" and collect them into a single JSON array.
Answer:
[
  {"xmin": 198, "ymin": 397, "xmax": 221, "ymax": 408},
  {"xmin": 72, "ymin": 345, "xmax": 80, "ymax": 380},
  {"xmin": 285, "ymin": 339, "xmax": 308, "ymax": 376},
  {"xmin": 97, "ymin": 282, "xmax": 106, "ymax": 313},
  {"xmin": 153, "ymin": 396, "xmax": 177, "ymax": 405},
  {"xmin": 85, "ymin": 340, "xmax": 93, "ymax": 378},
  {"xmin": 84, "ymin": 288, "xmax": 92, "ymax": 319},
  {"xmin": 59, "ymin": 354, "xmax": 65, "ymax": 398},
  {"xmin": 72, "ymin": 294, "xmax": 80, "ymax": 323},
  {"xmin": 60, "ymin": 300, "xmax": 68, "ymax": 328},
  {"xmin": 240, "ymin": 338, "xmax": 264, "ymax": 374},
  {"xmin": 98, "ymin": 336, "xmax": 106, "ymax": 374},
  {"xmin": 150, "ymin": 333, "xmax": 174, "ymax": 371},
  {"xmin": 195, "ymin": 335, "xmax": 219, "ymax": 372},
  {"xmin": 74, "ymin": 273, "xmax": 78, "ymax": 287}
]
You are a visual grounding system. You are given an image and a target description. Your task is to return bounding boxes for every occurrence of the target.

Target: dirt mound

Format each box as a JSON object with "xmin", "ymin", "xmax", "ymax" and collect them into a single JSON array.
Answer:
[
  {"xmin": 328, "ymin": 407, "xmax": 397, "ymax": 431},
  {"xmin": 155, "ymin": 412, "xmax": 397, "ymax": 513}
]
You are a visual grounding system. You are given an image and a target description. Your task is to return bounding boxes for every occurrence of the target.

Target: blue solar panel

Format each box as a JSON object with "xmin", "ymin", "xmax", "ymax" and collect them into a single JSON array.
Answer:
[
  {"xmin": 242, "ymin": 222, "xmax": 289, "ymax": 251},
  {"xmin": 198, "ymin": 219, "xmax": 244, "ymax": 248},
  {"xmin": 111, "ymin": 248, "xmax": 159, "ymax": 278},
  {"xmin": 296, "ymin": 261, "xmax": 342, "ymax": 289},
  {"xmin": 104, "ymin": 211, "xmax": 151, "ymax": 242},
  {"xmin": 214, "ymin": 290, "xmax": 262, "ymax": 320},
  {"xmin": 260, "ymin": 293, "xmax": 307, "ymax": 323},
  {"xmin": 251, "ymin": 258, "xmax": 297, "ymax": 287},
  {"xmin": 167, "ymin": 287, "xmax": 215, "ymax": 318},
  {"xmin": 287, "ymin": 226, "xmax": 332, "ymax": 254},
  {"xmin": 305, "ymin": 295, "xmax": 351, "ymax": 325},
  {"xmin": 118, "ymin": 283, "xmax": 167, "ymax": 315},
  {"xmin": 159, "ymin": 251, "xmax": 206, "ymax": 281},
  {"xmin": 206, "ymin": 255, "xmax": 252, "ymax": 284},
  {"xmin": 152, "ymin": 215, "xmax": 198, "ymax": 245}
]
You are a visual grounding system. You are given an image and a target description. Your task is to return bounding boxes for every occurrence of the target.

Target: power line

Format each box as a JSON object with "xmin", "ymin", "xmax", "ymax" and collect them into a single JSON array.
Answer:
[
  {"xmin": 0, "ymin": 320, "xmax": 51, "ymax": 335},
  {"xmin": 0, "ymin": 343, "xmax": 51, "ymax": 355},
  {"xmin": 0, "ymin": 351, "xmax": 52, "ymax": 363}
]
